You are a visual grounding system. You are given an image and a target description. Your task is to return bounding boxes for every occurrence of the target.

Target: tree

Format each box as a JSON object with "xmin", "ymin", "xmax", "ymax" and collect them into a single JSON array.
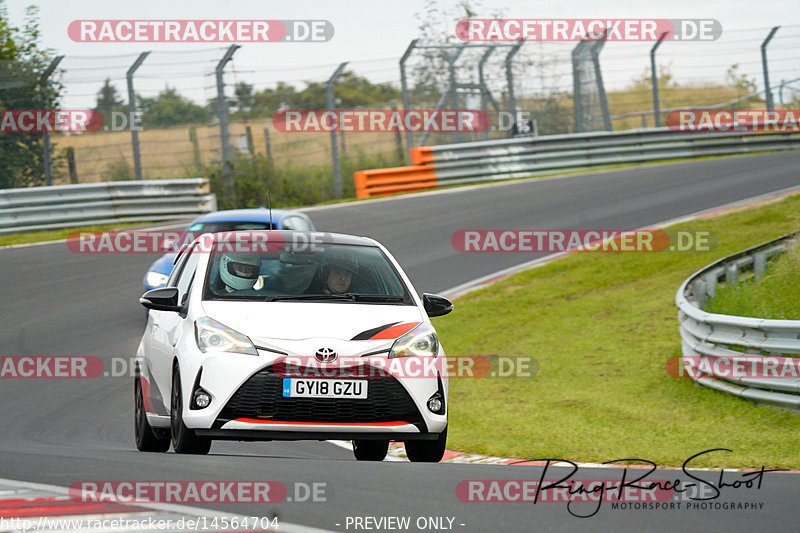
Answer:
[
  {"xmin": 409, "ymin": 0, "xmax": 501, "ymax": 106},
  {"xmin": 233, "ymin": 81, "xmax": 253, "ymax": 115},
  {"xmin": 726, "ymin": 64, "xmax": 760, "ymax": 109},
  {"xmin": 629, "ymin": 63, "xmax": 677, "ymax": 92},
  {"xmin": 0, "ymin": 2, "xmax": 61, "ymax": 188},
  {"xmin": 93, "ymin": 77, "xmax": 125, "ymax": 126},
  {"xmin": 136, "ymin": 86, "xmax": 207, "ymax": 128},
  {"xmin": 251, "ymin": 81, "xmax": 297, "ymax": 115}
]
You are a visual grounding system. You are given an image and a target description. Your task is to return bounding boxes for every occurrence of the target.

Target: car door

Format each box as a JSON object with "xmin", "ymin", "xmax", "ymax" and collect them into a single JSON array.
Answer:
[{"xmin": 149, "ymin": 244, "xmax": 200, "ymax": 405}]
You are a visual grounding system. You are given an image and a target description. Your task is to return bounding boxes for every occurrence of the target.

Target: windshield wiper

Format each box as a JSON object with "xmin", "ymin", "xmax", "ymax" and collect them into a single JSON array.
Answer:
[
  {"xmin": 350, "ymin": 294, "xmax": 405, "ymax": 302},
  {"xmin": 266, "ymin": 293, "xmax": 405, "ymax": 303},
  {"xmin": 267, "ymin": 293, "xmax": 356, "ymax": 302}
]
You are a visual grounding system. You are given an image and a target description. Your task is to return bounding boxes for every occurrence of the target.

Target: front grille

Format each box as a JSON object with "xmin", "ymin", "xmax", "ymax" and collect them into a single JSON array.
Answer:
[{"xmin": 216, "ymin": 365, "xmax": 425, "ymax": 427}]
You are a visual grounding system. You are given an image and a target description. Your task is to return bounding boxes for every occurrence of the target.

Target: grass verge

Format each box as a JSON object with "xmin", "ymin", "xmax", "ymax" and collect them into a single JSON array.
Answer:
[
  {"xmin": 706, "ymin": 241, "xmax": 800, "ymax": 319},
  {"xmin": 434, "ymin": 192, "xmax": 800, "ymax": 468},
  {"xmin": 0, "ymin": 222, "xmax": 161, "ymax": 247}
]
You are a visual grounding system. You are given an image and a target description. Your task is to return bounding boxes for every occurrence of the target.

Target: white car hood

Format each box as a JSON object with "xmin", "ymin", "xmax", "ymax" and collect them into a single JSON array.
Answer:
[{"xmin": 201, "ymin": 301, "xmax": 425, "ymax": 343}]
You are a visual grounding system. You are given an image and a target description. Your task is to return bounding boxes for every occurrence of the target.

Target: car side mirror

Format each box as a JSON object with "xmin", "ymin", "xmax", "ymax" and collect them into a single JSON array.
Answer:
[
  {"xmin": 140, "ymin": 287, "xmax": 182, "ymax": 312},
  {"xmin": 422, "ymin": 293, "xmax": 453, "ymax": 317}
]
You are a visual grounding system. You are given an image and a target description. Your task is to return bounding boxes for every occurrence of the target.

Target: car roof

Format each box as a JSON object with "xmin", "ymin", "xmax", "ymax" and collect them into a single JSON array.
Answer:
[
  {"xmin": 190, "ymin": 208, "xmax": 308, "ymax": 224},
  {"xmin": 202, "ymin": 230, "xmax": 378, "ymax": 247}
]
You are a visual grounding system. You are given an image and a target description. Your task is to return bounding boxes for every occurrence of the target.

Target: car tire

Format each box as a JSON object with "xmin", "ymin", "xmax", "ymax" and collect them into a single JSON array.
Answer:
[
  {"xmin": 170, "ymin": 366, "xmax": 211, "ymax": 455},
  {"xmin": 405, "ymin": 427, "xmax": 447, "ymax": 463},
  {"xmin": 134, "ymin": 374, "xmax": 170, "ymax": 452},
  {"xmin": 352, "ymin": 439, "xmax": 389, "ymax": 461}
]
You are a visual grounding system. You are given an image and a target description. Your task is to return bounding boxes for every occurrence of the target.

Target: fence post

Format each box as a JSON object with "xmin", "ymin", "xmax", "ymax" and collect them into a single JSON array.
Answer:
[
  {"xmin": 650, "ymin": 32, "xmax": 668, "ymax": 127},
  {"xmin": 391, "ymin": 102, "xmax": 405, "ymax": 162},
  {"xmin": 245, "ymin": 125, "xmax": 255, "ymax": 155},
  {"xmin": 399, "ymin": 39, "xmax": 418, "ymax": 160},
  {"xmin": 478, "ymin": 48, "xmax": 495, "ymax": 140},
  {"xmin": 504, "ymin": 41, "xmax": 524, "ymax": 125},
  {"xmin": 326, "ymin": 61, "xmax": 348, "ymax": 197},
  {"xmin": 189, "ymin": 127, "xmax": 201, "ymax": 168},
  {"xmin": 126, "ymin": 51, "xmax": 150, "ymax": 180},
  {"xmin": 591, "ymin": 39, "xmax": 612, "ymax": 132},
  {"xmin": 263, "ymin": 127, "xmax": 273, "ymax": 164},
  {"xmin": 761, "ymin": 26, "xmax": 780, "ymax": 111},
  {"xmin": 419, "ymin": 43, "xmax": 468, "ymax": 147},
  {"xmin": 66, "ymin": 147, "xmax": 78, "ymax": 184},
  {"xmin": 39, "ymin": 56, "xmax": 63, "ymax": 186},
  {"xmin": 215, "ymin": 44, "xmax": 241, "ymax": 201}
]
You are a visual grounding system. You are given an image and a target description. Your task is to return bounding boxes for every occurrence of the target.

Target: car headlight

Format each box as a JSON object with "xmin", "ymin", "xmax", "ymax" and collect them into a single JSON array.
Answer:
[
  {"xmin": 388, "ymin": 323, "xmax": 439, "ymax": 358},
  {"xmin": 145, "ymin": 271, "xmax": 169, "ymax": 288},
  {"xmin": 194, "ymin": 317, "xmax": 257, "ymax": 356}
]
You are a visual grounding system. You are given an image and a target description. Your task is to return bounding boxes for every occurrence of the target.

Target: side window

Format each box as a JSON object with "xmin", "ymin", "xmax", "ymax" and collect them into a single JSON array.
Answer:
[
  {"xmin": 167, "ymin": 245, "xmax": 191, "ymax": 287},
  {"xmin": 173, "ymin": 248, "xmax": 201, "ymax": 305},
  {"xmin": 281, "ymin": 216, "xmax": 298, "ymax": 231},
  {"xmin": 281, "ymin": 216, "xmax": 313, "ymax": 231}
]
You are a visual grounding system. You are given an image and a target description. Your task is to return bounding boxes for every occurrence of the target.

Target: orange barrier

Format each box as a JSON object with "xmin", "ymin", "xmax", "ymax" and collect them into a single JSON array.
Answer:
[
  {"xmin": 353, "ymin": 165, "xmax": 438, "ymax": 198},
  {"xmin": 409, "ymin": 146, "xmax": 434, "ymax": 165}
]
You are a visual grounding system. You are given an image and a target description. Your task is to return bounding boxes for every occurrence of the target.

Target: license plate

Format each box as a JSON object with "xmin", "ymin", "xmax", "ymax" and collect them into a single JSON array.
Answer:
[{"xmin": 282, "ymin": 378, "xmax": 368, "ymax": 399}]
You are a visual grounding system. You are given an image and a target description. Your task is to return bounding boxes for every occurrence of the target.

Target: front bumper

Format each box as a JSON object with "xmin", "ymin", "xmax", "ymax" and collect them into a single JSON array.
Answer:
[{"xmin": 176, "ymin": 353, "xmax": 448, "ymax": 438}]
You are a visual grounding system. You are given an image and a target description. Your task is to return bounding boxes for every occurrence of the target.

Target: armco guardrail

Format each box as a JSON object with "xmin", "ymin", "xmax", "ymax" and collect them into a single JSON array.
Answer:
[
  {"xmin": 355, "ymin": 127, "xmax": 800, "ymax": 198},
  {"xmin": 353, "ymin": 166, "xmax": 437, "ymax": 198},
  {"xmin": 0, "ymin": 178, "xmax": 216, "ymax": 234},
  {"xmin": 676, "ymin": 233, "xmax": 800, "ymax": 412}
]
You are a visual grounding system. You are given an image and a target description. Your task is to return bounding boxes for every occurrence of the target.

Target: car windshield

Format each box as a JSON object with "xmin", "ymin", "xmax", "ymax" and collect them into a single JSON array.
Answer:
[
  {"xmin": 167, "ymin": 221, "xmax": 274, "ymax": 252},
  {"xmin": 203, "ymin": 243, "xmax": 413, "ymax": 304},
  {"xmin": 187, "ymin": 221, "xmax": 274, "ymax": 233}
]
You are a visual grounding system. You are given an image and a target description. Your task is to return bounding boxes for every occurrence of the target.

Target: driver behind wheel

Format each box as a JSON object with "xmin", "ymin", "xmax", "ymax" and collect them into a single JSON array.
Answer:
[
  {"xmin": 219, "ymin": 253, "xmax": 261, "ymax": 292},
  {"xmin": 322, "ymin": 251, "xmax": 359, "ymax": 294}
]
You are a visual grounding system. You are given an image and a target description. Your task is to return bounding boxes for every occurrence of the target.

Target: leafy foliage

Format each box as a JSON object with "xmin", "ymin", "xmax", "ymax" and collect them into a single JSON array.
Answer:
[
  {"xmin": 93, "ymin": 77, "xmax": 126, "ymax": 126},
  {"xmin": 0, "ymin": 2, "xmax": 61, "ymax": 188},
  {"xmin": 136, "ymin": 86, "xmax": 208, "ymax": 128}
]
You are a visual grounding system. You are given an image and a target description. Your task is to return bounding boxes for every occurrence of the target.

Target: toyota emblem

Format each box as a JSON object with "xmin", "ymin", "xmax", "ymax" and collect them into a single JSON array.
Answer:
[{"xmin": 315, "ymin": 347, "xmax": 338, "ymax": 363}]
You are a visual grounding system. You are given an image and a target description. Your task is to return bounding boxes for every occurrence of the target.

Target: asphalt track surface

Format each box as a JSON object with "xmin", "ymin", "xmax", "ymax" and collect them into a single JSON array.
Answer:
[{"xmin": 1, "ymin": 152, "xmax": 799, "ymax": 532}]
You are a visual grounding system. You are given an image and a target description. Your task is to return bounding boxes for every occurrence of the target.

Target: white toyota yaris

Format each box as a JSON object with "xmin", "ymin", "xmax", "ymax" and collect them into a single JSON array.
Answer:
[{"xmin": 135, "ymin": 230, "xmax": 453, "ymax": 462}]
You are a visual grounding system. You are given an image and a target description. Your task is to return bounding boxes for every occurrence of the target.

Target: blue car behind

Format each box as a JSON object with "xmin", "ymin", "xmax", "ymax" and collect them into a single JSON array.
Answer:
[{"xmin": 143, "ymin": 208, "xmax": 315, "ymax": 291}]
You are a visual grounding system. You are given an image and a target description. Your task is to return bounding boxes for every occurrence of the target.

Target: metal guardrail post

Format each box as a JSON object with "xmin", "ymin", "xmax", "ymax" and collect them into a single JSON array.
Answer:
[
  {"xmin": 650, "ymin": 33, "xmax": 668, "ymax": 128},
  {"xmin": 127, "ymin": 52, "xmax": 150, "ymax": 180},
  {"xmin": 215, "ymin": 44, "xmax": 241, "ymax": 201},
  {"xmin": 39, "ymin": 56, "xmax": 64, "ymax": 186},
  {"xmin": 399, "ymin": 39, "xmax": 418, "ymax": 160},
  {"xmin": 761, "ymin": 26, "xmax": 780, "ymax": 111},
  {"xmin": 326, "ymin": 62, "xmax": 349, "ymax": 197}
]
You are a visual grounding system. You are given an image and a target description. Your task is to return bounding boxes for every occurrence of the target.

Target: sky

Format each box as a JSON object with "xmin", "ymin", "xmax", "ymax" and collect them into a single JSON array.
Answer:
[{"xmin": 4, "ymin": 0, "xmax": 799, "ymax": 109}]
